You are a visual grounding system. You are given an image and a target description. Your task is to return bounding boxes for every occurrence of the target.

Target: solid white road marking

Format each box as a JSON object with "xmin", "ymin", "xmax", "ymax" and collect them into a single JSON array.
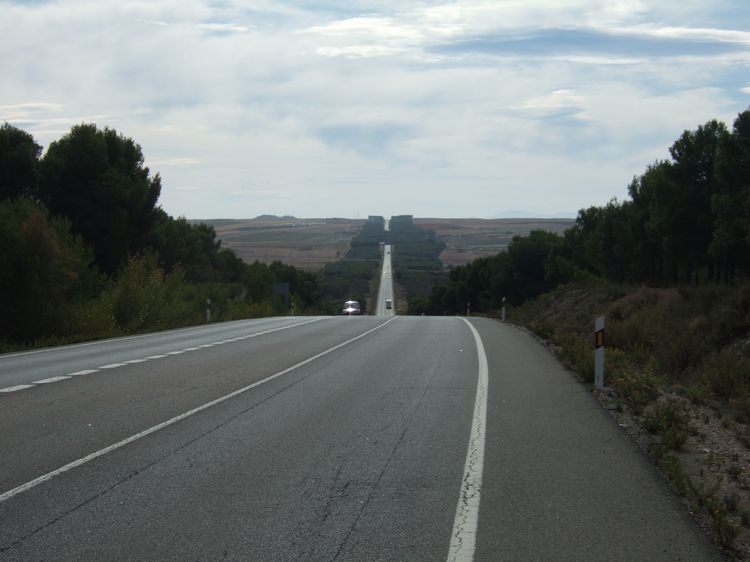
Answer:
[
  {"xmin": 0, "ymin": 385, "xmax": 35, "ymax": 393},
  {"xmin": 447, "ymin": 319, "xmax": 489, "ymax": 562},
  {"xmin": 33, "ymin": 376, "xmax": 72, "ymax": 384},
  {"xmin": 0, "ymin": 317, "xmax": 397, "ymax": 504}
]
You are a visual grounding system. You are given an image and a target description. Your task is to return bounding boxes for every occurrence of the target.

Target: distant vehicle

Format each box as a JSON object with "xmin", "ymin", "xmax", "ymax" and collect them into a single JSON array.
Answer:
[
  {"xmin": 342, "ymin": 300, "xmax": 362, "ymax": 315},
  {"xmin": 385, "ymin": 299, "xmax": 392, "ymax": 310}
]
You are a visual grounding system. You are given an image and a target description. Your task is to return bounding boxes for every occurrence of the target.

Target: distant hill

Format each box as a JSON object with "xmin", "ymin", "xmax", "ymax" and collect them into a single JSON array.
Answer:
[
  {"xmin": 415, "ymin": 217, "xmax": 574, "ymax": 268},
  {"xmin": 254, "ymin": 214, "xmax": 296, "ymax": 220},
  {"xmin": 198, "ymin": 217, "xmax": 364, "ymax": 271},
  {"xmin": 199, "ymin": 216, "xmax": 574, "ymax": 271},
  {"xmin": 488, "ymin": 210, "xmax": 577, "ymax": 219}
]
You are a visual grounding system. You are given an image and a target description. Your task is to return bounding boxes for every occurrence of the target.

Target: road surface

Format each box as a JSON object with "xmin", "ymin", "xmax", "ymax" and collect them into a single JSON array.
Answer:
[
  {"xmin": 375, "ymin": 244, "xmax": 395, "ymax": 317},
  {"xmin": 0, "ymin": 316, "xmax": 723, "ymax": 561}
]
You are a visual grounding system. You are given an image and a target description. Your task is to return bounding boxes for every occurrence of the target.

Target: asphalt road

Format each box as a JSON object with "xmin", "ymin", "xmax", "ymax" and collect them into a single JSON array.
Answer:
[
  {"xmin": 375, "ymin": 244, "xmax": 395, "ymax": 317},
  {"xmin": 0, "ymin": 316, "xmax": 724, "ymax": 561}
]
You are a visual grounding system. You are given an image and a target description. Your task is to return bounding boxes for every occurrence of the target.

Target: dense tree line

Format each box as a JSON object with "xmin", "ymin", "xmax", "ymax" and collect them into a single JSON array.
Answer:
[
  {"xmin": 385, "ymin": 215, "xmax": 446, "ymax": 303},
  {"xmin": 317, "ymin": 216, "xmax": 383, "ymax": 309},
  {"xmin": 0, "ymin": 123, "xmax": 320, "ymax": 346},
  {"xmin": 416, "ymin": 108, "xmax": 750, "ymax": 315}
]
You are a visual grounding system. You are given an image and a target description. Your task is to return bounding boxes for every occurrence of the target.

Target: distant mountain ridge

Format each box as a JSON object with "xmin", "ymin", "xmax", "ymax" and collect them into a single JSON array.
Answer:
[{"xmin": 488, "ymin": 210, "xmax": 577, "ymax": 219}]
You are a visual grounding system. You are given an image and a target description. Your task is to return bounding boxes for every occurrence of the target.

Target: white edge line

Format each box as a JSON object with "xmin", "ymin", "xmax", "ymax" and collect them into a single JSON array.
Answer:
[
  {"xmin": 447, "ymin": 318, "xmax": 489, "ymax": 562},
  {"xmin": 0, "ymin": 317, "xmax": 397, "ymax": 504}
]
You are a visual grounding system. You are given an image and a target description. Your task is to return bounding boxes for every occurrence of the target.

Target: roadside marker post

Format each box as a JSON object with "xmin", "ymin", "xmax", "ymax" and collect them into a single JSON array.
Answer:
[
  {"xmin": 594, "ymin": 315, "xmax": 605, "ymax": 389},
  {"xmin": 206, "ymin": 298, "xmax": 212, "ymax": 323},
  {"xmin": 501, "ymin": 296, "xmax": 506, "ymax": 322}
]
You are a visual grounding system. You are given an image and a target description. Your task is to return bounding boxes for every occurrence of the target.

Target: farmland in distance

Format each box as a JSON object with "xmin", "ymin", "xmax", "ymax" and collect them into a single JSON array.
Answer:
[
  {"xmin": 415, "ymin": 218, "xmax": 574, "ymax": 268},
  {"xmin": 198, "ymin": 217, "xmax": 364, "ymax": 271},
  {"xmin": 200, "ymin": 216, "xmax": 575, "ymax": 271}
]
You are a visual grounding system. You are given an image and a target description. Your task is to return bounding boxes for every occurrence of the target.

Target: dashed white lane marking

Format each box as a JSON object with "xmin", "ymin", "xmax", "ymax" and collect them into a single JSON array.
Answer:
[
  {"xmin": 99, "ymin": 363, "xmax": 125, "ymax": 369},
  {"xmin": 124, "ymin": 359, "xmax": 146, "ymax": 364},
  {"xmin": 447, "ymin": 319, "xmax": 489, "ymax": 562},
  {"xmin": 184, "ymin": 347, "xmax": 200, "ymax": 351},
  {"xmin": 146, "ymin": 355, "xmax": 167, "ymax": 360},
  {"xmin": 33, "ymin": 376, "xmax": 72, "ymax": 384},
  {"xmin": 166, "ymin": 351, "xmax": 185, "ymax": 355},
  {"xmin": 69, "ymin": 369, "xmax": 98, "ymax": 376},
  {"xmin": 0, "ymin": 385, "xmax": 35, "ymax": 393},
  {"xmin": 0, "ymin": 316, "xmax": 397, "ymax": 504}
]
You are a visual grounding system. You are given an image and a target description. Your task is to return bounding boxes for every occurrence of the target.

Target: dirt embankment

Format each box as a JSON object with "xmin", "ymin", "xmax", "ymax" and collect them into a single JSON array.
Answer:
[{"xmin": 510, "ymin": 281, "xmax": 750, "ymax": 559}]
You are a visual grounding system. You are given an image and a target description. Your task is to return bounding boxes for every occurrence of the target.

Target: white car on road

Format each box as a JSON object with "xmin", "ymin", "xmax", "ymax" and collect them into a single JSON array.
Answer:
[{"xmin": 341, "ymin": 300, "xmax": 362, "ymax": 315}]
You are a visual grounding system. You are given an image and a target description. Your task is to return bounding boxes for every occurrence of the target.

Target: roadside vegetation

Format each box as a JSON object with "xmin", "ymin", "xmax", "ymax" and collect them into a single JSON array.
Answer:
[
  {"xmin": 513, "ymin": 281, "xmax": 750, "ymax": 555},
  {"xmin": 0, "ymin": 123, "xmax": 322, "ymax": 352}
]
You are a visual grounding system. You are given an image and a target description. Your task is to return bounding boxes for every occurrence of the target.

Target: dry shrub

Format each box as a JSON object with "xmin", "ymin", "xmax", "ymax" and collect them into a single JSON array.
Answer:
[
  {"xmin": 611, "ymin": 367, "xmax": 661, "ymax": 414},
  {"xmin": 700, "ymin": 350, "xmax": 750, "ymax": 402}
]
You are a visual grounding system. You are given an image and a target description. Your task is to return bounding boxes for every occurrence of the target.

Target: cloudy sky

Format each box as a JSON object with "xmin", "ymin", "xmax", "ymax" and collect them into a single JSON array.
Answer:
[{"xmin": 2, "ymin": 1, "xmax": 750, "ymax": 219}]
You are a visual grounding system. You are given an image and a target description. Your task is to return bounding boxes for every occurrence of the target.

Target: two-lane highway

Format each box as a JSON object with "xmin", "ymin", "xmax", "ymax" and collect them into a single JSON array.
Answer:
[
  {"xmin": 375, "ymin": 244, "xmax": 395, "ymax": 317},
  {"xmin": 0, "ymin": 316, "xmax": 723, "ymax": 560}
]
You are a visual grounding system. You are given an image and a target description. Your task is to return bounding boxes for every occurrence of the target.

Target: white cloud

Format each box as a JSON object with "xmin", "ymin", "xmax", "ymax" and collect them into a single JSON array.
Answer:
[
  {"xmin": 197, "ymin": 22, "xmax": 251, "ymax": 33},
  {"xmin": 150, "ymin": 157, "xmax": 202, "ymax": 166},
  {"xmin": 622, "ymin": 25, "xmax": 750, "ymax": 44},
  {"xmin": 519, "ymin": 89, "xmax": 588, "ymax": 115}
]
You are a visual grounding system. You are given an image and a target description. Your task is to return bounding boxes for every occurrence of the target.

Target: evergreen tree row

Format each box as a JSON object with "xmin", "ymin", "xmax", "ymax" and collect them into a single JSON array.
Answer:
[
  {"xmin": 0, "ymin": 123, "xmax": 320, "ymax": 346},
  {"xmin": 416, "ymin": 107, "xmax": 750, "ymax": 315}
]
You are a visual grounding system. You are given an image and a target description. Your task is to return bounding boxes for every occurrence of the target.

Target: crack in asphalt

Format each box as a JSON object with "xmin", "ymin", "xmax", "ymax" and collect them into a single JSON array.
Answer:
[{"xmin": 330, "ymin": 345, "xmax": 447, "ymax": 561}]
